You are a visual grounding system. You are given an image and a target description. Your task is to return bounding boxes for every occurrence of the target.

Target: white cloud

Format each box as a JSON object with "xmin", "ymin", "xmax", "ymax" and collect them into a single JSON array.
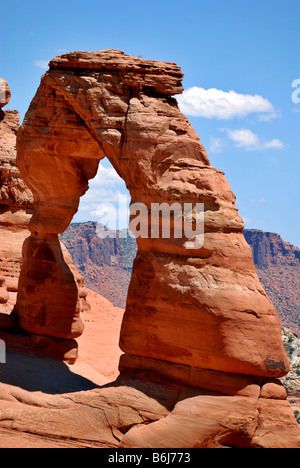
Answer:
[
  {"xmin": 74, "ymin": 161, "xmax": 130, "ymax": 229},
  {"xmin": 91, "ymin": 164, "xmax": 123, "ymax": 187},
  {"xmin": 34, "ymin": 60, "xmax": 49, "ymax": 70},
  {"xmin": 83, "ymin": 164, "xmax": 128, "ymax": 209},
  {"xmin": 262, "ymin": 139, "xmax": 284, "ymax": 150},
  {"xmin": 208, "ymin": 137, "xmax": 225, "ymax": 154},
  {"xmin": 176, "ymin": 86, "xmax": 278, "ymax": 120},
  {"xmin": 91, "ymin": 192, "xmax": 130, "ymax": 230},
  {"xmin": 224, "ymin": 128, "xmax": 259, "ymax": 148},
  {"xmin": 242, "ymin": 216, "xmax": 252, "ymax": 225},
  {"xmin": 251, "ymin": 197, "xmax": 267, "ymax": 203},
  {"xmin": 221, "ymin": 128, "xmax": 284, "ymax": 151}
]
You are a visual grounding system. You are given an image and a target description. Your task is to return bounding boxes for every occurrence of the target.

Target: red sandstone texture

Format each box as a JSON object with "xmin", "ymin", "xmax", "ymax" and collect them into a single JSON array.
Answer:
[
  {"xmin": 61, "ymin": 224, "xmax": 300, "ymax": 334},
  {"xmin": 0, "ymin": 50, "xmax": 298, "ymax": 447},
  {"xmin": 0, "ymin": 80, "xmax": 89, "ymax": 361},
  {"xmin": 0, "ymin": 81, "xmax": 33, "ymax": 327},
  {"xmin": 16, "ymin": 50, "xmax": 289, "ymax": 380},
  {"xmin": 0, "ymin": 289, "xmax": 299, "ymax": 448}
]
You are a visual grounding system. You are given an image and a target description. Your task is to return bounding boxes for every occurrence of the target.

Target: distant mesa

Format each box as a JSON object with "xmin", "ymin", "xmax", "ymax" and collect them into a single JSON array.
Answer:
[
  {"xmin": 61, "ymin": 223, "xmax": 300, "ymax": 336},
  {"xmin": 244, "ymin": 229, "xmax": 300, "ymax": 269},
  {"xmin": 244, "ymin": 229, "xmax": 300, "ymax": 336}
]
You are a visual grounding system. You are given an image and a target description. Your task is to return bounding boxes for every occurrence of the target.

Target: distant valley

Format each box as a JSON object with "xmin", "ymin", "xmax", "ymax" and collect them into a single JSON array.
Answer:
[
  {"xmin": 61, "ymin": 223, "xmax": 300, "ymax": 336},
  {"xmin": 244, "ymin": 230, "xmax": 300, "ymax": 335},
  {"xmin": 61, "ymin": 222, "xmax": 136, "ymax": 310}
]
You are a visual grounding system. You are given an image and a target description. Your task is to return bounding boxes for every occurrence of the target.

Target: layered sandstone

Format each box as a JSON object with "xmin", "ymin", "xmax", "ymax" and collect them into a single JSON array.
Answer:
[
  {"xmin": 0, "ymin": 81, "xmax": 33, "ymax": 325},
  {"xmin": 0, "ymin": 80, "xmax": 89, "ymax": 361},
  {"xmin": 1, "ymin": 60, "xmax": 298, "ymax": 447},
  {"xmin": 16, "ymin": 49, "xmax": 289, "ymax": 380},
  {"xmin": 0, "ymin": 290, "xmax": 299, "ymax": 448}
]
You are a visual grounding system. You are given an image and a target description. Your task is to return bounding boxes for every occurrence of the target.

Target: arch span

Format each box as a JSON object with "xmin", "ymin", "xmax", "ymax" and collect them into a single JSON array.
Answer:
[{"xmin": 16, "ymin": 50, "xmax": 289, "ymax": 383}]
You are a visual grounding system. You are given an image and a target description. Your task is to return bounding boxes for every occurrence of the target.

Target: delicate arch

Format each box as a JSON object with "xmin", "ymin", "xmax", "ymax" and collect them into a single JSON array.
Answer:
[{"xmin": 16, "ymin": 50, "xmax": 289, "ymax": 383}]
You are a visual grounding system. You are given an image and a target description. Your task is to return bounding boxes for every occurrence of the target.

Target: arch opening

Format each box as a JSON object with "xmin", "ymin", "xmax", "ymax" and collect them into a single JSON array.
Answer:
[{"xmin": 61, "ymin": 157, "xmax": 137, "ymax": 310}]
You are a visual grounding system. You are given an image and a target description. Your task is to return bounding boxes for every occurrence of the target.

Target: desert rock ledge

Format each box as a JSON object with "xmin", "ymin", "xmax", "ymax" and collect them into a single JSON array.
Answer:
[
  {"xmin": 16, "ymin": 50, "xmax": 289, "ymax": 381},
  {"xmin": 0, "ymin": 52, "xmax": 298, "ymax": 448}
]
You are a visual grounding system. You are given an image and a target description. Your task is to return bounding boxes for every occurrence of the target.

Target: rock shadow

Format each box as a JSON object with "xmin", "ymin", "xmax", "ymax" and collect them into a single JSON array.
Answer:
[{"xmin": 0, "ymin": 351, "xmax": 99, "ymax": 395}]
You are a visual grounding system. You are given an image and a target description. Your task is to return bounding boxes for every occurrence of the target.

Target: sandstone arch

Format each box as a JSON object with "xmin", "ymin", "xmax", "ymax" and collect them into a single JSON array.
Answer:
[{"xmin": 16, "ymin": 50, "xmax": 289, "ymax": 384}]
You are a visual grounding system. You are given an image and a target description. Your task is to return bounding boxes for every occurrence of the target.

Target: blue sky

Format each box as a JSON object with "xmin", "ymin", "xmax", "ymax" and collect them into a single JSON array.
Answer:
[{"xmin": 1, "ymin": 0, "xmax": 299, "ymax": 246}]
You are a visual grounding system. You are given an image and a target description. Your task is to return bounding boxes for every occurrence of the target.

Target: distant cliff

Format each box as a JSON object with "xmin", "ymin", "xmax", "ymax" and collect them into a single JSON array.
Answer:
[
  {"xmin": 244, "ymin": 230, "xmax": 300, "ymax": 269},
  {"xmin": 61, "ymin": 224, "xmax": 300, "ymax": 334},
  {"xmin": 244, "ymin": 230, "xmax": 300, "ymax": 335},
  {"xmin": 61, "ymin": 222, "xmax": 136, "ymax": 308}
]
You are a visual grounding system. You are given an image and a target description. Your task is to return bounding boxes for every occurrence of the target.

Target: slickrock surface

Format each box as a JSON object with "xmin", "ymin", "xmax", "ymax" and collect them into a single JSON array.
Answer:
[
  {"xmin": 0, "ymin": 288, "xmax": 299, "ymax": 448},
  {"xmin": 61, "ymin": 224, "xmax": 300, "ymax": 413}
]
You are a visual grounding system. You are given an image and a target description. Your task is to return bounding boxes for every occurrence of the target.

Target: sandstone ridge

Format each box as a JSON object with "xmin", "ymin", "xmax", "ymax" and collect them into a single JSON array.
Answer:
[
  {"xmin": 0, "ymin": 80, "xmax": 89, "ymax": 362},
  {"xmin": 0, "ymin": 288, "xmax": 299, "ymax": 448},
  {"xmin": 16, "ymin": 50, "xmax": 288, "ymax": 380},
  {"xmin": 244, "ymin": 229, "xmax": 300, "ymax": 269},
  {"xmin": 0, "ymin": 55, "xmax": 298, "ymax": 447},
  {"xmin": 0, "ymin": 79, "xmax": 33, "ymax": 329}
]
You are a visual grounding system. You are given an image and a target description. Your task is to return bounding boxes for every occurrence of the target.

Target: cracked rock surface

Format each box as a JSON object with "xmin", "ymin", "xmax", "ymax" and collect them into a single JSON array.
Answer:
[
  {"xmin": 0, "ymin": 52, "xmax": 299, "ymax": 447},
  {"xmin": 0, "ymin": 288, "xmax": 299, "ymax": 448}
]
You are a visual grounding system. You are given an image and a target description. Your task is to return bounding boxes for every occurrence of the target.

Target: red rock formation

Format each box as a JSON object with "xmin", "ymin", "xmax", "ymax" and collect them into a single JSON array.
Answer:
[
  {"xmin": 0, "ymin": 78, "xmax": 11, "ymax": 109},
  {"xmin": 0, "ymin": 80, "xmax": 89, "ymax": 361},
  {"xmin": 1, "ymin": 63, "xmax": 298, "ymax": 447},
  {"xmin": 0, "ymin": 80, "xmax": 33, "ymax": 326},
  {"xmin": 16, "ymin": 49, "xmax": 288, "ymax": 381}
]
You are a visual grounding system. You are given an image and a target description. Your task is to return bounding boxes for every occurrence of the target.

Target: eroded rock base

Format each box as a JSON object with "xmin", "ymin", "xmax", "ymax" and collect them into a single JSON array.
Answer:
[
  {"xmin": 119, "ymin": 353, "xmax": 287, "ymax": 397},
  {"xmin": 0, "ymin": 326, "xmax": 78, "ymax": 364},
  {"xmin": 0, "ymin": 350, "xmax": 299, "ymax": 449}
]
